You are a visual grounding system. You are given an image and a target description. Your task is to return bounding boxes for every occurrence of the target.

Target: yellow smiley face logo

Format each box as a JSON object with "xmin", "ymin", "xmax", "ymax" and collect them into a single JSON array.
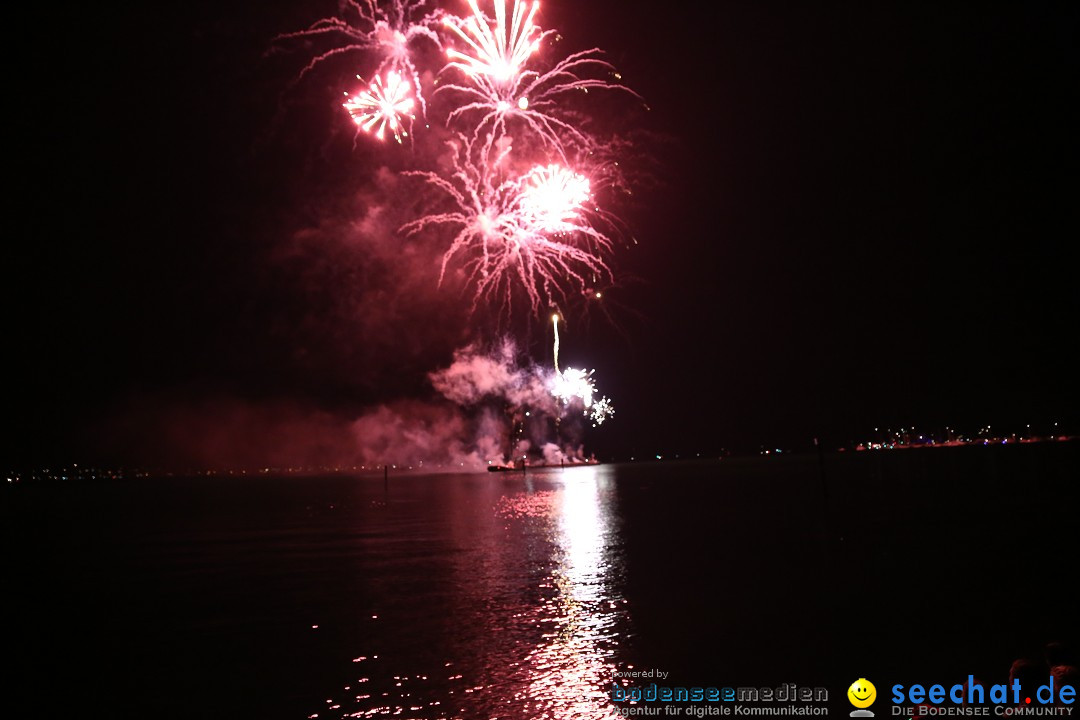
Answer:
[{"xmin": 848, "ymin": 679, "xmax": 876, "ymax": 708}]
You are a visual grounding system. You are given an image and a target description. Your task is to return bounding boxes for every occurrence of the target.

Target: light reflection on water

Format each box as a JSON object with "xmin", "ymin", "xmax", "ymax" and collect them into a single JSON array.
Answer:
[
  {"xmin": 316, "ymin": 466, "xmax": 626, "ymax": 719},
  {"xmin": 521, "ymin": 468, "xmax": 624, "ymax": 718},
  {"xmin": 14, "ymin": 450, "xmax": 1077, "ymax": 718}
]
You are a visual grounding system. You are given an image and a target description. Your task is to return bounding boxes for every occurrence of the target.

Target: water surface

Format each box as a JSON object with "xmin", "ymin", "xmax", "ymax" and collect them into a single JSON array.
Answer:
[{"xmin": 7, "ymin": 445, "xmax": 1077, "ymax": 718}]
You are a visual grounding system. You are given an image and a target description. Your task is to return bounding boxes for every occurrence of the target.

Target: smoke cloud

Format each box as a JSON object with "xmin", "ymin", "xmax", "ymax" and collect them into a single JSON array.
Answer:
[{"xmin": 94, "ymin": 339, "xmax": 595, "ymax": 471}]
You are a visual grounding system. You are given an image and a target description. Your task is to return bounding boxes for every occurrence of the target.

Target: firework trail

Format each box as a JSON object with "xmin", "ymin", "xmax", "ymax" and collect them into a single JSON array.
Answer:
[{"xmin": 552, "ymin": 313, "xmax": 560, "ymax": 373}]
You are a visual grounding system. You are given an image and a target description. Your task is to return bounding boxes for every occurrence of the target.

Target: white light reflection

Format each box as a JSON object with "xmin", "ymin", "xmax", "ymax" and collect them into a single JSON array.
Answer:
[
  {"xmin": 314, "ymin": 467, "xmax": 627, "ymax": 719},
  {"xmin": 522, "ymin": 465, "xmax": 626, "ymax": 718},
  {"xmin": 558, "ymin": 467, "xmax": 610, "ymax": 606}
]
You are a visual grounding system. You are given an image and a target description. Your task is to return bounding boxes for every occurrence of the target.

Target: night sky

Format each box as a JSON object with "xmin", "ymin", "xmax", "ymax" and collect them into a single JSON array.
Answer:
[{"xmin": 7, "ymin": 1, "xmax": 1079, "ymax": 468}]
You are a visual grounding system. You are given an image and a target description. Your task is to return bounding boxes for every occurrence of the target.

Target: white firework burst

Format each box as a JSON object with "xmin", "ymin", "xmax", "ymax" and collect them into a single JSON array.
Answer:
[{"xmin": 343, "ymin": 71, "xmax": 416, "ymax": 143}]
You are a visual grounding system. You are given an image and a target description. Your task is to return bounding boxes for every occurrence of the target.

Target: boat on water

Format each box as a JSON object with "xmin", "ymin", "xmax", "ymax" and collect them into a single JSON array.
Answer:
[{"xmin": 486, "ymin": 457, "xmax": 600, "ymax": 472}]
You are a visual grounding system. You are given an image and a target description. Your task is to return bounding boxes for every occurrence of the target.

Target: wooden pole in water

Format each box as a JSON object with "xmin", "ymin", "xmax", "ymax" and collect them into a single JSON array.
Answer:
[
  {"xmin": 384, "ymin": 464, "xmax": 388, "ymax": 492},
  {"xmin": 814, "ymin": 437, "xmax": 829, "ymax": 501}
]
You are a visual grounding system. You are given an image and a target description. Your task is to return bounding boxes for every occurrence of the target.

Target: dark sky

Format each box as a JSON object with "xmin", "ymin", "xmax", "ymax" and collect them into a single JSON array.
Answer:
[{"xmin": 7, "ymin": 1, "xmax": 1079, "ymax": 467}]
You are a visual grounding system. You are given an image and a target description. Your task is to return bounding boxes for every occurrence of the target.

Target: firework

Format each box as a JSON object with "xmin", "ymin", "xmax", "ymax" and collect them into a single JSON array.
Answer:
[
  {"xmin": 549, "ymin": 314, "xmax": 614, "ymax": 426},
  {"xmin": 520, "ymin": 165, "xmax": 591, "ymax": 232},
  {"xmin": 552, "ymin": 368, "xmax": 614, "ymax": 426},
  {"xmin": 442, "ymin": 0, "xmax": 542, "ymax": 84},
  {"xmin": 280, "ymin": 0, "xmax": 636, "ymax": 318},
  {"xmin": 401, "ymin": 136, "xmax": 613, "ymax": 317},
  {"xmin": 551, "ymin": 367, "xmax": 595, "ymax": 409},
  {"xmin": 282, "ymin": 0, "xmax": 633, "ymax": 450},
  {"xmin": 589, "ymin": 396, "xmax": 613, "ymax": 427},
  {"xmin": 438, "ymin": 0, "xmax": 638, "ymax": 158},
  {"xmin": 274, "ymin": 0, "xmax": 442, "ymax": 115},
  {"xmin": 552, "ymin": 313, "xmax": 561, "ymax": 373},
  {"xmin": 343, "ymin": 71, "xmax": 416, "ymax": 143}
]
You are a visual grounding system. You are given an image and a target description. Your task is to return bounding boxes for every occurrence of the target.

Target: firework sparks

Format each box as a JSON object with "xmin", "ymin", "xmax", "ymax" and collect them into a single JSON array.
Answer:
[
  {"xmin": 551, "ymin": 367, "xmax": 595, "ymax": 409},
  {"xmin": 402, "ymin": 136, "xmax": 613, "ymax": 317},
  {"xmin": 552, "ymin": 368, "xmax": 614, "ymax": 427},
  {"xmin": 442, "ymin": 0, "xmax": 541, "ymax": 84},
  {"xmin": 520, "ymin": 165, "xmax": 591, "ymax": 232},
  {"xmin": 589, "ymin": 396, "xmax": 614, "ymax": 427},
  {"xmin": 274, "ymin": 0, "xmax": 442, "ymax": 115},
  {"xmin": 343, "ymin": 71, "xmax": 416, "ymax": 142},
  {"xmin": 437, "ymin": 0, "xmax": 639, "ymax": 158}
]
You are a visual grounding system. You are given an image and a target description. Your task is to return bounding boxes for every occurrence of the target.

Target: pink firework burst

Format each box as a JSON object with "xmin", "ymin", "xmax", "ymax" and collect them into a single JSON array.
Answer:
[
  {"xmin": 281, "ymin": 0, "xmax": 641, "ymax": 328},
  {"xmin": 343, "ymin": 71, "xmax": 416, "ymax": 143},
  {"xmin": 519, "ymin": 164, "xmax": 591, "ymax": 232},
  {"xmin": 437, "ymin": 0, "xmax": 638, "ymax": 158},
  {"xmin": 401, "ymin": 136, "xmax": 614, "ymax": 318},
  {"xmin": 275, "ymin": 0, "xmax": 442, "ymax": 115},
  {"xmin": 442, "ymin": 0, "xmax": 542, "ymax": 83}
]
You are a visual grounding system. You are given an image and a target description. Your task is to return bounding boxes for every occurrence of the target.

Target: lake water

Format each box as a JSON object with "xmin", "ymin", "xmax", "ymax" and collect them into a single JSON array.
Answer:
[{"xmin": 7, "ymin": 443, "xmax": 1077, "ymax": 718}]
